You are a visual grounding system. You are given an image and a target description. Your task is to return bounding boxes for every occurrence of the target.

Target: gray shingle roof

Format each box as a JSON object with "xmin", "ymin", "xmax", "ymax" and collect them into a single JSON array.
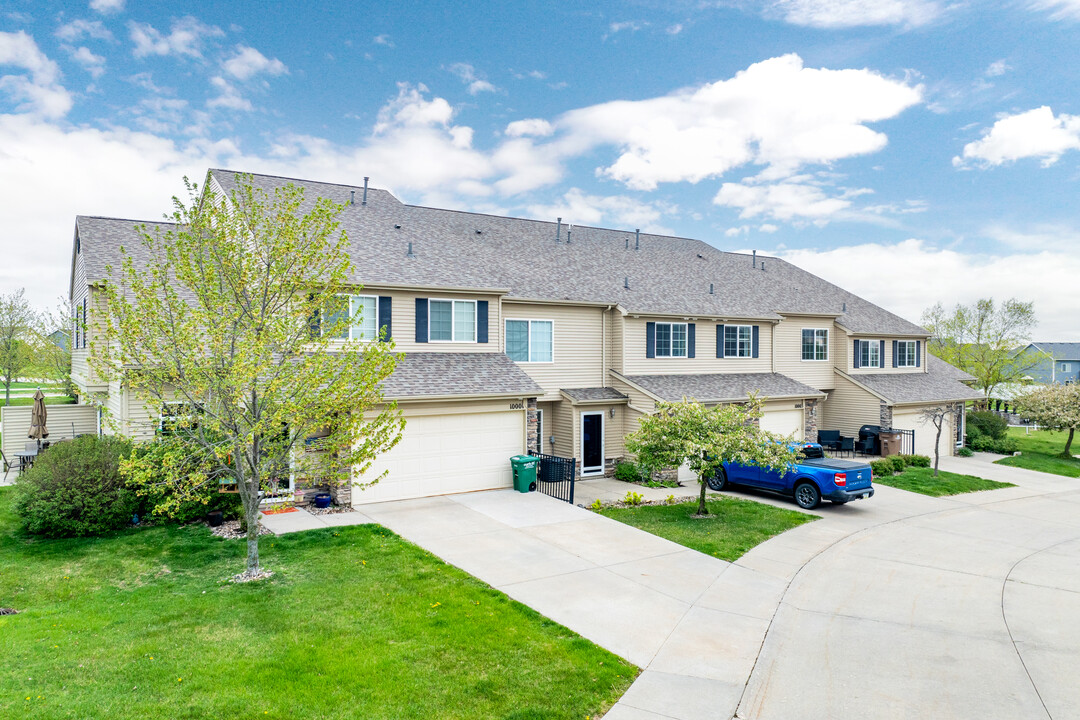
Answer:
[
  {"xmin": 844, "ymin": 361, "xmax": 984, "ymax": 405},
  {"xmin": 76, "ymin": 216, "xmax": 176, "ymax": 284},
  {"xmin": 561, "ymin": 387, "xmax": 628, "ymax": 402},
  {"xmin": 380, "ymin": 352, "xmax": 542, "ymax": 399},
  {"xmin": 926, "ymin": 353, "xmax": 977, "ymax": 383},
  {"xmin": 1030, "ymin": 342, "xmax": 1080, "ymax": 361},
  {"xmin": 621, "ymin": 372, "xmax": 825, "ymax": 403}
]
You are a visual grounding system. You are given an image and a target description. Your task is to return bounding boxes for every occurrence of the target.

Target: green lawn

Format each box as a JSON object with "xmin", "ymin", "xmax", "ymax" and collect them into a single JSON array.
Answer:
[
  {"xmin": 994, "ymin": 427, "xmax": 1080, "ymax": 479},
  {"xmin": 2, "ymin": 396, "xmax": 77, "ymax": 407},
  {"xmin": 5, "ymin": 382, "xmax": 64, "ymax": 390},
  {"xmin": 598, "ymin": 497, "xmax": 815, "ymax": 561},
  {"xmin": 0, "ymin": 488, "xmax": 635, "ymax": 719},
  {"xmin": 874, "ymin": 466, "xmax": 1014, "ymax": 496}
]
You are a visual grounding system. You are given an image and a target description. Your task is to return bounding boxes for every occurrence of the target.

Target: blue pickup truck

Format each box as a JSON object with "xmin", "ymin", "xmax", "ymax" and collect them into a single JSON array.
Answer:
[{"xmin": 706, "ymin": 443, "xmax": 874, "ymax": 510}]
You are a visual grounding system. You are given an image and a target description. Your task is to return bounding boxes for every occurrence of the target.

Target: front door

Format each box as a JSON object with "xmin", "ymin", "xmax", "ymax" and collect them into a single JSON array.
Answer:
[{"xmin": 581, "ymin": 412, "xmax": 604, "ymax": 476}]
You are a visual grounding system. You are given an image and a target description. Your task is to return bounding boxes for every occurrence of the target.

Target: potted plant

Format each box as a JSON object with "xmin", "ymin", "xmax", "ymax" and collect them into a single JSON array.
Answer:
[{"xmin": 313, "ymin": 492, "xmax": 332, "ymax": 509}]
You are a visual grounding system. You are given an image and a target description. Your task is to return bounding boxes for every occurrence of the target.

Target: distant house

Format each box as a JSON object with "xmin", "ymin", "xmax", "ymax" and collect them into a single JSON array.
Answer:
[
  {"xmin": 1021, "ymin": 343, "xmax": 1080, "ymax": 384},
  {"xmin": 48, "ymin": 329, "xmax": 70, "ymax": 352}
]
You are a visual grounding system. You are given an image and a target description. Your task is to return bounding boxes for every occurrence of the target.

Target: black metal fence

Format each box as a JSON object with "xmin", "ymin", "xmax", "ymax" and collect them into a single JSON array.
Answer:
[
  {"xmin": 895, "ymin": 428, "xmax": 915, "ymax": 455},
  {"xmin": 534, "ymin": 453, "xmax": 576, "ymax": 504}
]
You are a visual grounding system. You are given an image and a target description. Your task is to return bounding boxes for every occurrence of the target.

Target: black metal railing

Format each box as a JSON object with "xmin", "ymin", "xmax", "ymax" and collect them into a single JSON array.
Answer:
[
  {"xmin": 534, "ymin": 452, "xmax": 576, "ymax": 504},
  {"xmin": 896, "ymin": 428, "xmax": 915, "ymax": 455}
]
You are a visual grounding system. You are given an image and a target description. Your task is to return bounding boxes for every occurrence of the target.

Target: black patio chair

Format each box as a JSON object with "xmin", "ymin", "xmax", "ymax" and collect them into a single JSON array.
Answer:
[
  {"xmin": 856, "ymin": 437, "xmax": 876, "ymax": 456},
  {"xmin": 838, "ymin": 437, "xmax": 855, "ymax": 458},
  {"xmin": 1, "ymin": 449, "xmax": 9, "ymax": 481},
  {"xmin": 818, "ymin": 430, "xmax": 841, "ymax": 451}
]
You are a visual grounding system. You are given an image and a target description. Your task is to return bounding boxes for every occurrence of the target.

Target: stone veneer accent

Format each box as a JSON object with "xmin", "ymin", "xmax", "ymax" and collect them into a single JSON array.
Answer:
[
  {"xmin": 527, "ymin": 398, "xmax": 539, "ymax": 454},
  {"xmin": 802, "ymin": 399, "xmax": 818, "ymax": 444},
  {"xmin": 880, "ymin": 403, "xmax": 893, "ymax": 428}
]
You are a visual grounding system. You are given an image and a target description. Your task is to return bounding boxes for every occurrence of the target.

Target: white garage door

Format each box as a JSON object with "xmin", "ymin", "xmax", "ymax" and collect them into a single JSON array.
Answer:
[
  {"xmin": 352, "ymin": 409, "xmax": 525, "ymax": 504},
  {"xmin": 893, "ymin": 410, "xmax": 951, "ymax": 457},
  {"xmin": 761, "ymin": 408, "xmax": 804, "ymax": 441}
]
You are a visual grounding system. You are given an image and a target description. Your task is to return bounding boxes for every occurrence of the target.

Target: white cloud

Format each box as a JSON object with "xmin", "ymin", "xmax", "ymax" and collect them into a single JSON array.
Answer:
[
  {"xmin": 985, "ymin": 59, "xmax": 1009, "ymax": 77},
  {"xmin": 774, "ymin": 239, "xmax": 1080, "ymax": 339},
  {"xmin": 1028, "ymin": 0, "xmax": 1080, "ymax": 21},
  {"xmin": 373, "ymin": 34, "xmax": 395, "ymax": 47},
  {"xmin": 129, "ymin": 17, "xmax": 223, "ymax": 59},
  {"xmin": 765, "ymin": 0, "xmax": 944, "ymax": 28},
  {"xmin": 558, "ymin": 54, "xmax": 922, "ymax": 190},
  {"xmin": 89, "ymin": 0, "xmax": 125, "ymax": 14},
  {"xmin": 446, "ymin": 62, "xmax": 496, "ymax": 95},
  {"xmin": 68, "ymin": 46, "xmax": 107, "ymax": 78},
  {"xmin": 55, "ymin": 19, "xmax": 114, "ymax": 42},
  {"xmin": 505, "ymin": 118, "xmax": 554, "ymax": 138},
  {"xmin": 715, "ymin": 178, "xmax": 870, "ymax": 222},
  {"xmin": 222, "ymin": 45, "xmax": 287, "ymax": 81},
  {"xmin": 609, "ymin": 20, "xmax": 647, "ymax": 33},
  {"xmin": 207, "ymin": 76, "xmax": 253, "ymax": 111},
  {"xmin": 525, "ymin": 188, "xmax": 676, "ymax": 233},
  {"xmin": 666, "ymin": 23, "xmax": 685, "ymax": 35},
  {"xmin": 0, "ymin": 31, "xmax": 72, "ymax": 118},
  {"xmin": 954, "ymin": 106, "xmax": 1080, "ymax": 168}
]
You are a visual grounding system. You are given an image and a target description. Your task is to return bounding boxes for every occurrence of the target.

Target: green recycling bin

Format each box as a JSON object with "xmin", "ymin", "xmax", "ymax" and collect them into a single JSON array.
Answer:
[{"xmin": 510, "ymin": 455, "xmax": 538, "ymax": 493}]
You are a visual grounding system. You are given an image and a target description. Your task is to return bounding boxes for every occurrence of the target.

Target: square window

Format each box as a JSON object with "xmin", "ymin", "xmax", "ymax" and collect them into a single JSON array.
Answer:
[
  {"xmin": 724, "ymin": 325, "xmax": 752, "ymax": 358},
  {"xmin": 429, "ymin": 299, "xmax": 476, "ymax": 342},
  {"xmin": 655, "ymin": 322, "xmax": 687, "ymax": 358},
  {"xmin": 802, "ymin": 329, "xmax": 828, "ymax": 361},
  {"xmin": 860, "ymin": 340, "xmax": 881, "ymax": 368},
  {"xmin": 896, "ymin": 340, "xmax": 917, "ymax": 367}
]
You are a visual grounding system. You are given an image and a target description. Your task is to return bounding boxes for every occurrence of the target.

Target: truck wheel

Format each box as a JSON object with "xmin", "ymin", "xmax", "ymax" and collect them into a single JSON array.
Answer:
[
  {"xmin": 706, "ymin": 468, "xmax": 727, "ymax": 491},
  {"xmin": 794, "ymin": 482, "xmax": 821, "ymax": 510}
]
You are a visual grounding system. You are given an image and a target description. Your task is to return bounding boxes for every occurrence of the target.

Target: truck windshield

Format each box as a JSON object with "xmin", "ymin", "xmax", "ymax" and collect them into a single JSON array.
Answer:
[{"xmin": 801, "ymin": 445, "xmax": 824, "ymax": 459}]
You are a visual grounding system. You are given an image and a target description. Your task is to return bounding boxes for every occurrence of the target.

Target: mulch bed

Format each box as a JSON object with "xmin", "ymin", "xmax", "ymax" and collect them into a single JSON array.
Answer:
[
  {"xmin": 208, "ymin": 520, "xmax": 273, "ymax": 540},
  {"xmin": 306, "ymin": 505, "xmax": 352, "ymax": 516}
]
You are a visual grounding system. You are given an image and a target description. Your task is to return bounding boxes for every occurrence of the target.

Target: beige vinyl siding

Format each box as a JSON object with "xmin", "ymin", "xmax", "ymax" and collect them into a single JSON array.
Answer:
[
  {"xmin": 102, "ymin": 379, "xmax": 125, "ymax": 436},
  {"xmin": 551, "ymin": 400, "xmax": 575, "ymax": 459},
  {"xmin": 832, "ymin": 328, "xmax": 849, "ymax": 372},
  {"xmin": 537, "ymin": 401, "xmax": 557, "ymax": 454},
  {"xmin": 622, "ymin": 317, "xmax": 773, "ymax": 375},
  {"xmin": 362, "ymin": 288, "xmax": 503, "ymax": 355},
  {"xmin": 821, "ymin": 373, "xmax": 881, "ymax": 436},
  {"xmin": 773, "ymin": 318, "xmax": 836, "ymax": 391},
  {"xmin": 70, "ymin": 249, "xmax": 105, "ymax": 392},
  {"xmin": 608, "ymin": 309, "xmax": 624, "ymax": 376},
  {"xmin": 609, "ymin": 375, "xmax": 657, "ymax": 415},
  {"xmin": 605, "ymin": 406, "xmax": 626, "ymax": 458},
  {"xmin": 847, "ymin": 337, "xmax": 927, "ymax": 375},
  {"xmin": 501, "ymin": 301, "xmax": 605, "ymax": 401},
  {"xmin": 1, "ymin": 404, "xmax": 99, "ymax": 459}
]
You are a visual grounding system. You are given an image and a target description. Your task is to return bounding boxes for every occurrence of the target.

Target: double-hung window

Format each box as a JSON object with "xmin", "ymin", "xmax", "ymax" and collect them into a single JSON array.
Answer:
[
  {"xmin": 802, "ymin": 329, "xmax": 828, "ymax": 361},
  {"xmin": 323, "ymin": 294, "xmax": 377, "ymax": 341},
  {"xmin": 430, "ymin": 299, "xmax": 476, "ymax": 342},
  {"xmin": 159, "ymin": 402, "xmax": 201, "ymax": 436},
  {"xmin": 655, "ymin": 322, "xmax": 688, "ymax": 358},
  {"xmin": 724, "ymin": 325, "xmax": 752, "ymax": 358},
  {"xmin": 895, "ymin": 340, "xmax": 917, "ymax": 367},
  {"xmin": 505, "ymin": 319, "xmax": 553, "ymax": 362},
  {"xmin": 860, "ymin": 340, "xmax": 881, "ymax": 368}
]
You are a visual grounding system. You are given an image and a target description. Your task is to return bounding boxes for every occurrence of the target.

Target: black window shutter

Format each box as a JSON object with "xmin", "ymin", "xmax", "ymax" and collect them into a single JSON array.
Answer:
[
  {"xmin": 752, "ymin": 325, "xmax": 759, "ymax": 358},
  {"xmin": 892, "ymin": 340, "xmax": 898, "ymax": 368},
  {"xmin": 687, "ymin": 323, "xmax": 696, "ymax": 358},
  {"xmin": 378, "ymin": 296, "xmax": 392, "ymax": 341},
  {"xmin": 716, "ymin": 324, "xmax": 725, "ymax": 358},
  {"xmin": 415, "ymin": 298, "xmax": 428, "ymax": 343},
  {"xmin": 646, "ymin": 322, "xmax": 655, "ymax": 358},
  {"xmin": 916, "ymin": 340, "xmax": 922, "ymax": 367},
  {"xmin": 853, "ymin": 339, "xmax": 861, "ymax": 369},
  {"xmin": 879, "ymin": 340, "xmax": 886, "ymax": 368},
  {"xmin": 477, "ymin": 301, "xmax": 489, "ymax": 343},
  {"xmin": 82, "ymin": 299, "xmax": 87, "ymax": 348}
]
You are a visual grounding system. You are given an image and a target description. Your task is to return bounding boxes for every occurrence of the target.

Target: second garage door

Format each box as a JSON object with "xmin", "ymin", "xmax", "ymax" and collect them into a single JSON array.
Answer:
[
  {"xmin": 760, "ymin": 407, "xmax": 804, "ymax": 441},
  {"xmin": 352, "ymin": 408, "xmax": 525, "ymax": 505}
]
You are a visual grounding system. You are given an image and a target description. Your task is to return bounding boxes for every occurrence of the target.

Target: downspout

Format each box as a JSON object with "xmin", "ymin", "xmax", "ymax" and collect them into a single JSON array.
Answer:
[{"xmin": 96, "ymin": 405, "xmax": 102, "ymax": 436}]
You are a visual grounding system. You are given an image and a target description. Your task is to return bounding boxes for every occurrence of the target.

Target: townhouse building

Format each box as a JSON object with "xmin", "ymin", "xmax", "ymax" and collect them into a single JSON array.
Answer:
[{"xmin": 69, "ymin": 170, "xmax": 981, "ymax": 505}]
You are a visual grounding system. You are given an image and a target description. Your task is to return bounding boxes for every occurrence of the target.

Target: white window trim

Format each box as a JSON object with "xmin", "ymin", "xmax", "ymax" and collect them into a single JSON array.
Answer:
[
  {"xmin": 580, "ymin": 411, "xmax": 605, "ymax": 476},
  {"xmin": 724, "ymin": 324, "xmax": 753, "ymax": 358},
  {"xmin": 428, "ymin": 298, "xmax": 478, "ymax": 344},
  {"xmin": 655, "ymin": 321, "xmax": 689, "ymax": 358},
  {"xmin": 896, "ymin": 340, "xmax": 917, "ymax": 368},
  {"xmin": 860, "ymin": 340, "xmax": 882, "ymax": 369},
  {"xmin": 159, "ymin": 401, "xmax": 198, "ymax": 434},
  {"xmin": 801, "ymin": 328, "xmax": 829, "ymax": 362},
  {"xmin": 505, "ymin": 318, "xmax": 555, "ymax": 364},
  {"xmin": 323, "ymin": 293, "xmax": 378, "ymax": 342}
]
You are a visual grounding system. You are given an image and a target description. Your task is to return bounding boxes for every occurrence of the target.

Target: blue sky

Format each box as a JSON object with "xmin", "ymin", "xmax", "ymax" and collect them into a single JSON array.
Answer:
[{"xmin": 3, "ymin": 0, "xmax": 1080, "ymax": 337}]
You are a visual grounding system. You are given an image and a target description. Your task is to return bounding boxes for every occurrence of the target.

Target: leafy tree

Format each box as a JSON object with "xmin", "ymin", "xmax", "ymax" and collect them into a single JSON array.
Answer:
[
  {"xmin": 92, "ymin": 174, "xmax": 405, "ymax": 580},
  {"xmin": 921, "ymin": 298, "xmax": 1041, "ymax": 402},
  {"xmin": 38, "ymin": 300, "xmax": 75, "ymax": 398},
  {"xmin": 1013, "ymin": 384, "xmax": 1080, "ymax": 459},
  {"xmin": 0, "ymin": 288, "xmax": 41, "ymax": 405},
  {"xmin": 919, "ymin": 405, "xmax": 958, "ymax": 476},
  {"xmin": 626, "ymin": 396, "xmax": 799, "ymax": 516}
]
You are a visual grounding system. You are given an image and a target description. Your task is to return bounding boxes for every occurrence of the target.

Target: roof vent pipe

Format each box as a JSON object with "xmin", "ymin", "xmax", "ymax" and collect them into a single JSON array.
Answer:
[
  {"xmin": 761, "ymin": 261, "xmax": 765, "ymax": 271},
  {"xmin": 350, "ymin": 190, "xmax": 355, "ymax": 206},
  {"xmin": 635, "ymin": 229, "xmax": 640, "ymax": 250},
  {"xmin": 625, "ymin": 238, "xmax": 629, "ymax": 249},
  {"xmin": 566, "ymin": 224, "xmax": 572, "ymax": 244},
  {"xmin": 752, "ymin": 250, "xmax": 757, "ymax": 268},
  {"xmin": 406, "ymin": 241, "xmax": 415, "ymax": 259},
  {"xmin": 624, "ymin": 276, "xmax": 629, "ymax": 289},
  {"xmin": 709, "ymin": 283, "xmax": 714, "ymax": 295},
  {"xmin": 843, "ymin": 302, "xmax": 847, "ymax": 312},
  {"xmin": 555, "ymin": 217, "xmax": 562, "ymax": 243},
  {"xmin": 362, "ymin": 177, "xmax": 369, "ymax": 206}
]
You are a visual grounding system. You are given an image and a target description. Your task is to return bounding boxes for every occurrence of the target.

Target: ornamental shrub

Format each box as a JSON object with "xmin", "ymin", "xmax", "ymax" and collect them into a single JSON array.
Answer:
[
  {"xmin": 870, "ymin": 459, "xmax": 894, "ymax": 477},
  {"xmin": 886, "ymin": 455, "xmax": 907, "ymax": 473},
  {"xmin": 13, "ymin": 435, "xmax": 138, "ymax": 538},
  {"xmin": 968, "ymin": 433, "xmax": 994, "ymax": 452},
  {"xmin": 614, "ymin": 460, "xmax": 643, "ymax": 483},
  {"xmin": 967, "ymin": 411, "xmax": 1007, "ymax": 441},
  {"xmin": 906, "ymin": 455, "xmax": 931, "ymax": 468},
  {"xmin": 957, "ymin": 446, "xmax": 974, "ymax": 457},
  {"xmin": 122, "ymin": 435, "xmax": 242, "ymax": 524}
]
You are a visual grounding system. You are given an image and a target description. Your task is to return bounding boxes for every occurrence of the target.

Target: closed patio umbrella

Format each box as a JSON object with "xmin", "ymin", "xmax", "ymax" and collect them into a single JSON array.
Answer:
[{"xmin": 28, "ymin": 389, "xmax": 49, "ymax": 445}]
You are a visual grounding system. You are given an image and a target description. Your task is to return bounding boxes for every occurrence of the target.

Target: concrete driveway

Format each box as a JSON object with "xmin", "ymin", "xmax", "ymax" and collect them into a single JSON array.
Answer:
[{"xmin": 332, "ymin": 453, "xmax": 1080, "ymax": 720}]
